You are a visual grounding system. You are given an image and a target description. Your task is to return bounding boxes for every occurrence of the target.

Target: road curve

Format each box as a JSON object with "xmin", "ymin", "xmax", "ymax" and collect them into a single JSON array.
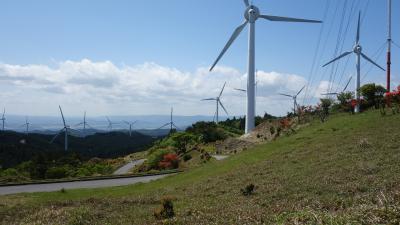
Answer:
[
  {"xmin": 113, "ymin": 159, "xmax": 146, "ymax": 175},
  {"xmin": 0, "ymin": 174, "xmax": 170, "ymax": 196}
]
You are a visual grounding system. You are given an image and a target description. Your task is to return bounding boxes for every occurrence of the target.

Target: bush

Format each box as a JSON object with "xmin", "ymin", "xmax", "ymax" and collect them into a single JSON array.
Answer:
[
  {"xmin": 241, "ymin": 184, "xmax": 255, "ymax": 196},
  {"xmin": 158, "ymin": 153, "xmax": 180, "ymax": 170},
  {"xmin": 154, "ymin": 196, "xmax": 175, "ymax": 220},
  {"xmin": 146, "ymin": 148, "xmax": 175, "ymax": 170},
  {"xmin": 183, "ymin": 154, "xmax": 192, "ymax": 162},
  {"xmin": 45, "ymin": 167, "xmax": 68, "ymax": 179}
]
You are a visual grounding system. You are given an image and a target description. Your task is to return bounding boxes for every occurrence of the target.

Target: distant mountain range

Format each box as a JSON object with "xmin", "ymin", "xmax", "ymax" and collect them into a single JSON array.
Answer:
[{"xmin": 1, "ymin": 115, "xmax": 230, "ymax": 135}]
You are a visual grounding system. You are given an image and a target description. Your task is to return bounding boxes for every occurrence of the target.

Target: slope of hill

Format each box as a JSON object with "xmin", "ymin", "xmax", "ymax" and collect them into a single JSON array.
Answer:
[
  {"xmin": 0, "ymin": 131, "xmax": 156, "ymax": 169},
  {"xmin": 1, "ymin": 110, "xmax": 400, "ymax": 224}
]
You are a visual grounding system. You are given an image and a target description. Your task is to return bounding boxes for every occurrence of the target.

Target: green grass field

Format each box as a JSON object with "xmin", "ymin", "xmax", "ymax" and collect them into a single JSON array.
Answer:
[{"xmin": 1, "ymin": 110, "xmax": 400, "ymax": 224}]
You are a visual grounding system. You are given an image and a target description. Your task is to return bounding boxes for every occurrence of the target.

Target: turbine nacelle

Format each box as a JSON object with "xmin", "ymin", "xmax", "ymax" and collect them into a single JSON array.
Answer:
[
  {"xmin": 353, "ymin": 45, "xmax": 362, "ymax": 54},
  {"xmin": 244, "ymin": 6, "xmax": 260, "ymax": 22}
]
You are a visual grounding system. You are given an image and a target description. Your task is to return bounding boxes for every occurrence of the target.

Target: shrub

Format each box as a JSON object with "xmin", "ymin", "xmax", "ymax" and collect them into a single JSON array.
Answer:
[
  {"xmin": 270, "ymin": 126, "xmax": 276, "ymax": 135},
  {"xmin": 241, "ymin": 184, "xmax": 255, "ymax": 196},
  {"xmin": 183, "ymin": 154, "xmax": 192, "ymax": 162},
  {"xmin": 146, "ymin": 148, "xmax": 175, "ymax": 170},
  {"xmin": 154, "ymin": 196, "xmax": 175, "ymax": 220},
  {"xmin": 45, "ymin": 167, "xmax": 68, "ymax": 179},
  {"xmin": 158, "ymin": 153, "xmax": 179, "ymax": 170}
]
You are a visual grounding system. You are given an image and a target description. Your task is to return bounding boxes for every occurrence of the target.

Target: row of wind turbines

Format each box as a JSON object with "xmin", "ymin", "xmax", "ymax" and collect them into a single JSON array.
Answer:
[{"xmin": 208, "ymin": 0, "xmax": 391, "ymax": 134}]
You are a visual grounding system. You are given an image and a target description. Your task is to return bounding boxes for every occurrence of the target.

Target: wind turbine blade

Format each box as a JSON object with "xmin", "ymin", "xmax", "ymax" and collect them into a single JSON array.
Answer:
[
  {"xmin": 212, "ymin": 110, "xmax": 217, "ymax": 122},
  {"xmin": 361, "ymin": 53, "xmax": 385, "ymax": 71},
  {"xmin": 106, "ymin": 116, "xmax": 111, "ymax": 123},
  {"xmin": 201, "ymin": 98, "xmax": 217, "ymax": 101},
  {"xmin": 343, "ymin": 77, "xmax": 353, "ymax": 92},
  {"xmin": 210, "ymin": 21, "xmax": 248, "ymax": 71},
  {"xmin": 356, "ymin": 11, "xmax": 361, "ymax": 44},
  {"xmin": 243, "ymin": 0, "xmax": 249, "ymax": 7},
  {"xmin": 260, "ymin": 15, "xmax": 322, "ymax": 23},
  {"xmin": 59, "ymin": 106, "xmax": 67, "ymax": 127},
  {"xmin": 234, "ymin": 88, "xmax": 247, "ymax": 92},
  {"xmin": 296, "ymin": 85, "xmax": 306, "ymax": 96},
  {"xmin": 156, "ymin": 123, "xmax": 171, "ymax": 130},
  {"xmin": 219, "ymin": 100, "xmax": 229, "ymax": 115},
  {"xmin": 2, "ymin": 108, "xmax": 5, "ymax": 118},
  {"xmin": 322, "ymin": 51, "xmax": 352, "ymax": 67},
  {"xmin": 219, "ymin": 82, "xmax": 227, "ymax": 97},
  {"xmin": 123, "ymin": 121, "xmax": 130, "ymax": 125},
  {"xmin": 279, "ymin": 93, "xmax": 293, "ymax": 98},
  {"xmin": 50, "ymin": 129, "xmax": 64, "ymax": 143}
]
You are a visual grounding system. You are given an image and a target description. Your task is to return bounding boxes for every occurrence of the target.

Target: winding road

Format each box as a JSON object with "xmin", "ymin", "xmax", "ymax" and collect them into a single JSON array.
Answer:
[
  {"xmin": 113, "ymin": 159, "xmax": 146, "ymax": 175},
  {"xmin": 0, "ymin": 174, "xmax": 170, "ymax": 196}
]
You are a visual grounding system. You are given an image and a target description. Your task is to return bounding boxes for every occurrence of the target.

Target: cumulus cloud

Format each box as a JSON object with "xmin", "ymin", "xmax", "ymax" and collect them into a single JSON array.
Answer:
[{"xmin": 0, "ymin": 59, "xmax": 310, "ymax": 116}]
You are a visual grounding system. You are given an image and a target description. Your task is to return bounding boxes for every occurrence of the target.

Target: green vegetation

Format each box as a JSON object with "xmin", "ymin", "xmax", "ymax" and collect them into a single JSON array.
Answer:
[{"xmin": 1, "ymin": 109, "xmax": 400, "ymax": 224}]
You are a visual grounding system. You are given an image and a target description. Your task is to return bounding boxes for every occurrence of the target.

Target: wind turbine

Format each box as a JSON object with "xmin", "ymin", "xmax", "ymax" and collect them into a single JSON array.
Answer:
[
  {"xmin": 201, "ymin": 82, "xmax": 229, "ymax": 124},
  {"xmin": 124, "ymin": 120, "xmax": 138, "ymax": 137},
  {"xmin": 323, "ymin": 12, "xmax": 385, "ymax": 113},
  {"xmin": 106, "ymin": 116, "xmax": 118, "ymax": 132},
  {"xmin": 321, "ymin": 77, "xmax": 353, "ymax": 96},
  {"xmin": 209, "ymin": 0, "xmax": 321, "ymax": 133},
  {"xmin": 50, "ymin": 106, "xmax": 77, "ymax": 151},
  {"xmin": 76, "ymin": 111, "xmax": 91, "ymax": 133},
  {"xmin": 279, "ymin": 85, "xmax": 306, "ymax": 115},
  {"xmin": 157, "ymin": 108, "xmax": 179, "ymax": 133},
  {"xmin": 21, "ymin": 117, "xmax": 30, "ymax": 135},
  {"xmin": 1, "ymin": 108, "xmax": 5, "ymax": 131}
]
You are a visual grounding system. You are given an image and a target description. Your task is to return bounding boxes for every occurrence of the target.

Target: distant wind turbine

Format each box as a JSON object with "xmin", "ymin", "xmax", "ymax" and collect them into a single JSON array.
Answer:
[
  {"xmin": 279, "ymin": 85, "xmax": 306, "ymax": 115},
  {"xmin": 76, "ymin": 111, "xmax": 91, "ymax": 133},
  {"xmin": 157, "ymin": 108, "xmax": 179, "ymax": 133},
  {"xmin": 210, "ymin": 0, "xmax": 321, "ymax": 133},
  {"xmin": 321, "ymin": 77, "xmax": 353, "ymax": 96},
  {"xmin": 202, "ymin": 82, "xmax": 229, "ymax": 124},
  {"xmin": 21, "ymin": 117, "xmax": 30, "ymax": 135},
  {"xmin": 1, "ymin": 108, "xmax": 5, "ymax": 131},
  {"xmin": 106, "ymin": 116, "xmax": 118, "ymax": 132},
  {"xmin": 51, "ymin": 106, "xmax": 78, "ymax": 151},
  {"xmin": 124, "ymin": 120, "xmax": 138, "ymax": 137},
  {"xmin": 323, "ymin": 12, "xmax": 385, "ymax": 113}
]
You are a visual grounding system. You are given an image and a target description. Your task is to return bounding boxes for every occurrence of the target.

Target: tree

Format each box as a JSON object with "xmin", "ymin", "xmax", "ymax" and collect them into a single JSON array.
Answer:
[
  {"xmin": 337, "ymin": 92, "xmax": 354, "ymax": 112},
  {"xmin": 359, "ymin": 83, "xmax": 387, "ymax": 109}
]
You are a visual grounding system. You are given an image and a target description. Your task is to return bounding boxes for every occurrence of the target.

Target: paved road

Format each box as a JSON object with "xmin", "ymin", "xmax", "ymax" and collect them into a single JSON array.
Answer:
[
  {"xmin": 0, "ymin": 174, "xmax": 170, "ymax": 196},
  {"xmin": 113, "ymin": 159, "xmax": 146, "ymax": 175}
]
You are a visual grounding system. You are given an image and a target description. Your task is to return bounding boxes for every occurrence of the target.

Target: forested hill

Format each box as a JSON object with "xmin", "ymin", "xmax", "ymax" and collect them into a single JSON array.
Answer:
[{"xmin": 0, "ymin": 131, "xmax": 156, "ymax": 168}]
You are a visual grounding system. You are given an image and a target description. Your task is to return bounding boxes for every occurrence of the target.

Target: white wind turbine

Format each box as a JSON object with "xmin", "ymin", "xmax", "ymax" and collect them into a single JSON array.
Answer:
[
  {"xmin": 124, "ymin": 120, "xmax": 138, "ymax": 137},
  {"xmin": 202, "ymin": 82, "xmax": 229, "ymax": 124},
  {"xmin": 51, "ymin": 106, "xmax": 78, "ymax": 151},
  {"xmin": 157, "ymin": 107, "xmax": 179, "ymax": 133},
  {"xmin": 210, "ymin": 0, "xmax": 321, "ymax": 133},
  {"xmin": 1, "ymin": 108, "xmax": 5, "ymax": 131},
  {"xmin": 279, "ymin": 85, "xmax": 306, "ymax": 115},
  {"xmin": 76, "ymin": 111, "xmax": 91, "ymax": 133},
  {"xmin": 323, "ymin": 12, "xmax": 385, "ymax": 113},
  {"xmin": 21, "ymin": 117, "xmax": 30, "ymax": 135},
  {"xmin": 321, "ymin": 77, "xmax": 353, "ymax": 97},
  {"xmin": 106, "ymin": 116, "xmax": 118, "ymax": 132}
]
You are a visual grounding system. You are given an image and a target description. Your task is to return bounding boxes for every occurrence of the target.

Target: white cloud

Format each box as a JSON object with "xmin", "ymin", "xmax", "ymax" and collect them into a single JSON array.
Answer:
[{"xmin": 0, "ymin": 59, "xmax": 310, "ymax": 116}]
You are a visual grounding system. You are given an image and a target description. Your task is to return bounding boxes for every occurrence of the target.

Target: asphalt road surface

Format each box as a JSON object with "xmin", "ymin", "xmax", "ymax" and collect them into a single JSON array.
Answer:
[
  {"xmin": 113, "ymin": 159, "xmax": 146, "ymax": 175},
  {"xmin": 0, "ymin": 174, "xmax": 170, "ymax": 196}
]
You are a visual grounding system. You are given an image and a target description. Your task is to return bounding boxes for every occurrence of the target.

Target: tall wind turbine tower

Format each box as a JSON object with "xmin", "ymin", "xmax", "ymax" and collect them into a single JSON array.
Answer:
[
  {"xmin": 387, "ymin": 0, "xmax": 392, "ymax": 92},
  {"xmin": 157, "ymin": 108, "xmax": 178, "ymax": 134},
  {"xmin": 209, "ymin": 0, "xmax": 321, "ymax": 133},
  {"xmin": 323, "ymin": 12, "xmax": 385, "ymax": 113},
  {"xmin": 22, "ymin": 117, "xmax": 30, "ymax": 135},
  {"xmin": 50, "ymin": 106, "xmax": 78, "ymax": 151},
  {"xmin": 76, "ymin": 111, "xmax": 90, "ymax": 133},
  {"xmin": 1, "ymin": 108, "xmax": 5, "ymax": 131}
]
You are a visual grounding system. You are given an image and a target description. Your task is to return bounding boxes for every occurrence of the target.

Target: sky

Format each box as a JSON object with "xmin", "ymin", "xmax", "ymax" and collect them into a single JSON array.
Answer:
[{"xmin": 0, "ymin": 0, "xmax": 399, "ymax": 117}]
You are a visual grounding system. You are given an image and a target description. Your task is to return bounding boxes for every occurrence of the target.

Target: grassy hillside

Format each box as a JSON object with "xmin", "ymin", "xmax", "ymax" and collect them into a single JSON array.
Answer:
[{"xmin": 1, "ymin": 110, "xmax": 400, "ymax": 224}]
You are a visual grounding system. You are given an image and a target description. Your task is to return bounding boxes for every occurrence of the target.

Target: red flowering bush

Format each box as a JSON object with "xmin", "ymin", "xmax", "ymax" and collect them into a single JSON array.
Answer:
[{"xmin": 158, "ymin": 153, "xmax": 179, "ymax": 170}]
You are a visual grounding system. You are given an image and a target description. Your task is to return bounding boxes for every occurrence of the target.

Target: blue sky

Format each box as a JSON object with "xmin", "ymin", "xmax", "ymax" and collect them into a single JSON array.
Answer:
[{"xmin": 0, "ymin": 0, "xmax": 399, "ymax": 117}]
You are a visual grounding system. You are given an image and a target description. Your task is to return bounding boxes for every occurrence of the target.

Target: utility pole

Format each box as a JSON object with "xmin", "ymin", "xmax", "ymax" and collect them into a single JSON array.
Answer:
[{"xmin": 387, "ymin": 0, "xmax": 392, "ymax": 92}]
